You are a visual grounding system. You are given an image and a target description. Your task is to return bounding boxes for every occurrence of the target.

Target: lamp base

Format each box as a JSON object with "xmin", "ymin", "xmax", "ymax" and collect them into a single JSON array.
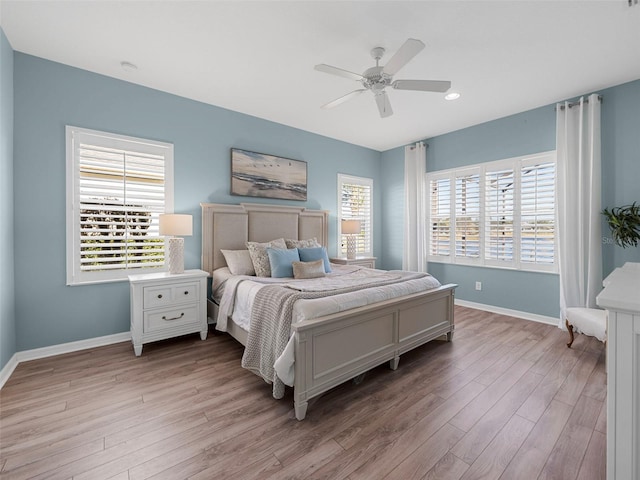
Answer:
[
  {"xmin": 167, "ymin": 237, "xmax": 185, "ymax": 274},
  {"xmin": 346, "ymin": 235, "xmax": 356, "ymax": 260}
]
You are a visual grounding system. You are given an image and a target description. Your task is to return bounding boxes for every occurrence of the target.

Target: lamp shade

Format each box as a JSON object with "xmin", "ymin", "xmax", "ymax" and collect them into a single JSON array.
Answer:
[
  {"xmin": 159, "ymin": 214, "xmax": 193, "ymax": 236},
  {"xmin": 341, "ymin": 219, "xmax": 361, "ymax": 235}
]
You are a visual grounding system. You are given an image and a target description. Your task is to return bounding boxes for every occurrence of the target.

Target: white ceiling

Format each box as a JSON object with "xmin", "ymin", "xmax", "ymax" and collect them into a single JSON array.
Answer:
[{"xmin": 1, "ymin": 1, "xmax": 639, "ymax": 151}]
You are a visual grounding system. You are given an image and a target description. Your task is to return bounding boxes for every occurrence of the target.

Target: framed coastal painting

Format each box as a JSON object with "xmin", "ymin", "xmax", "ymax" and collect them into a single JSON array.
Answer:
[{"xmin": 230, "ymin": 148, "xmax": 307, "ymax": 201}]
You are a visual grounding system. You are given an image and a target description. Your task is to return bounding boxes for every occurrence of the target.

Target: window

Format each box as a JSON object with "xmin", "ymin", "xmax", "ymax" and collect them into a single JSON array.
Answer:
[
  {"xmin": 337, "ymin": 174, "xmax": 373, "ymax": 257},
  {"xmin": 66, "ymin": 126, "xmax": 174, "ymax": 285},
  {"xmin": 426, "ymin": 151, "xmax": 556, "ymax": 273},
  {"xmin": 428, "ymin": 175, "xmax": 451, "ymax": 257},
  {"xmin": 485, "ymin": 167, "xmax": 515, "ymax": 264},
  {"xmin": 455, "ymin": 170, "xmax": 481, "ymax": 261},
  {"xmin": 520, "ymin": 160, "xmax": 555, "ymax": 266}
]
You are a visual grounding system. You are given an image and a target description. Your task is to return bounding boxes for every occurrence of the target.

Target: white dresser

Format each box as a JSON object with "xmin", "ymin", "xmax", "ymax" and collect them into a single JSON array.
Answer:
[
  {"xmin": 129, "ymin": 269, "xmax": 209, "ymax": 356},
  {"xmin": 596, "ymin": 262, "xmax": 640, "ymax": 480}
]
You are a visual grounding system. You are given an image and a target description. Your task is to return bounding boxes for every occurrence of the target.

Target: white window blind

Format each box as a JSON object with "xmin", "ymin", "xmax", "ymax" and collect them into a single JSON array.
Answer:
[
  {"xmin": 426, "ymin": 151, "xmax": 556, "ymax": 273},
  {"xmin": 521, "ymin": 160, "xmax": 555, "ymax": 265},
  {"xmin": 67, "ymin": 127, "xmax": 174, "ymax": 285},
  {"xmin": 485, "ymin": 167, "xmax": 515, "ymax": 263},
  {"xmin": 455, "ymin": 172, "xmax": 480, "ymax": 259},
  {"xmin": 429, "ymin": 177, "xmax": 451, "ymax": 257},
  {"xmin": 337, "ymin": 174, "xmax": 373, "ymax": 257}
]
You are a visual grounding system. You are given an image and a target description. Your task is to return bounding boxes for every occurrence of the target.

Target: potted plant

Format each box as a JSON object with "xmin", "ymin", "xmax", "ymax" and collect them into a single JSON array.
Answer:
[{"xmin": 602, "ymin": 202, "xmax": 640, "ymax": 247}]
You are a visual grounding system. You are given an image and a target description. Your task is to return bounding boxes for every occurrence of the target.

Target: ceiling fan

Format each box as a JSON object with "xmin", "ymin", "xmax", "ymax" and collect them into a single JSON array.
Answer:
[{"xmin": 315, "ymin": 38, "xmax": 451, "ymax": 118}]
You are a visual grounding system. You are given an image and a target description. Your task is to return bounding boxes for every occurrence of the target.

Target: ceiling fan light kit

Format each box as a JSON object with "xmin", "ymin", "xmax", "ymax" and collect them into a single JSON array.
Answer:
[{"xmin": 315, "ymin": 38, "xmax": 452, "ymax": 118}]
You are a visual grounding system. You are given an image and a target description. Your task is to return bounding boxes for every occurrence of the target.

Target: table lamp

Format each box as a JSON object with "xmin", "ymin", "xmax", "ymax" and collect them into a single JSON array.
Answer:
[
  {"xmin": 159, "ymin": 213, "xmax": 193, "ymax": 274},
  {"xmin": 342, "ymin": 219, "xmax": 361, "ymax": 260}
]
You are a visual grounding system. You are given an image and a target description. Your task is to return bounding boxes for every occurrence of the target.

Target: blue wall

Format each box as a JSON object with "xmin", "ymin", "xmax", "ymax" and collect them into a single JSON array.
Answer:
[
  {"xmin": 12, "ymin": 53, "xmax": 381, "ymax": 351},
  {"xmin": 5, "ymin": 46, "xmax": 640, "ymax": 362},
  {"xmin": 0, "ymin": 28, "xmax": 16, "ymax": 370},
  {"xmin": 380, "ymin": 80, "xmax": 640, "ymax": 318},
  {"xmin": 600, "ymin": 80, "xmax": 640, "ymax": 275}
]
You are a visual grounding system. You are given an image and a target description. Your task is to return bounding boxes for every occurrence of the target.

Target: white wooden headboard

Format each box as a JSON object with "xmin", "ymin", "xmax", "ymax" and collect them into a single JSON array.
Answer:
[{"xmin": 201, "ymin": 202, "xmax": 329, "ymax": 274}]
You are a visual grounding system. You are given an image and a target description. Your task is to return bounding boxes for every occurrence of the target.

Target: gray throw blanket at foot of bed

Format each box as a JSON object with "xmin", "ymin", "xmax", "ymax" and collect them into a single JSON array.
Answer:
[{"xmin": 241, "ymin": 272, "xmax": 427, "ymax": 399}]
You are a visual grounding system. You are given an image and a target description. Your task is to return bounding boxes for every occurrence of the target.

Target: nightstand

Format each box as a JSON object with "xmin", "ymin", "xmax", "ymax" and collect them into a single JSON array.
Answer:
[
  {"xmin": 128, "ymin": 269, "xmax": 209, "ymax": 356},
  {"xmin": 330, "ymin": 257, "xmax": 377, "ymax": 269}
]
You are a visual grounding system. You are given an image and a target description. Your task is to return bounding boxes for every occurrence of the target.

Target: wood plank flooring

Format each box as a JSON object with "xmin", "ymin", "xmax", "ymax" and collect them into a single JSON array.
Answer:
[{"xmin": 0, "ymin": 307, "xmax": 606, "ymax": 479}]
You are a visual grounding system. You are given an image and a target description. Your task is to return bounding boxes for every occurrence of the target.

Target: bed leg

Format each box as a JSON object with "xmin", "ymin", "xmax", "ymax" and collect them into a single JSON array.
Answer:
[
  {"xmin": 390, "ymin": 355, "xmax": 400, "ymax": 370},
  {"xmin": 294, "ymin": 401, "xmax": 308, "ymax": 421}
]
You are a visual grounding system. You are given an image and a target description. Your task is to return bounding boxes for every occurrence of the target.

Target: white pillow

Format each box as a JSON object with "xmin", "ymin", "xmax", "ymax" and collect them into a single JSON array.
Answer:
[
  {"xmin": 246, "ymin": 238, "xmax": 287, "ymax": 277},
  {"xmin": 220, "ymin": 250, "xmax": 255, "ymax": 276},
  {"xmin": 292, "ymin": 259, "xmax": 326, "ymax": 279}
]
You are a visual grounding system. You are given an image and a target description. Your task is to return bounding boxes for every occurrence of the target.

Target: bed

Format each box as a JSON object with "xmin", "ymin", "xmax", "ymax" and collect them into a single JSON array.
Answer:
[{"xmin": 201, "ymin": 202, "xmax": 457, "ymax": 420}]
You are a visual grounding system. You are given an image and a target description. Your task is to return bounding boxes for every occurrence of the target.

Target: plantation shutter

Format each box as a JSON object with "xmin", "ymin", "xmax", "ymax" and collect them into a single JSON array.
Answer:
[
  {"xmin": 520, "ymin": 161, "xmax": 555, "ymax": 265},
  {"xmin": 485, "ymin": 167, "xmax": 515, "ymax": 263},
  {"xmin": 429, "ymin": 177, "xmax": 451, "ymax": 257},
  {"xmin": 455, "ymin": 172, "xmax": 480, "ymax": 259},
  {"xmin": 67, "ymin": 127, "xmax": 173, "ymax": 285},
  {"xmin": 338, "ymin": 174, "xmax": 373, "ymax": 257}
]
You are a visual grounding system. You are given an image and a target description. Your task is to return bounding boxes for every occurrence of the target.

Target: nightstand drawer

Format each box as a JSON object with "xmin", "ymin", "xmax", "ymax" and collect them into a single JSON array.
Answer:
[
  {"xmin": 144, "ymin": 305, "xmax": 199, "ymax": 333},
  {"xmin": 143, "ymin": 282, "xmax": 199, "ymax": 308}
]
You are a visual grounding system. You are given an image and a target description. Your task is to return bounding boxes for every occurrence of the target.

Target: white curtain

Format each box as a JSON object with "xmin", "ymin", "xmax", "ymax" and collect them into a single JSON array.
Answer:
[
  {"xmin": 403, "ymin": 142, "xmax": 427, "ymax": 272},
  {"xmin": 556, "ymin": 93, "xmax": 602, "ymax": 327}
]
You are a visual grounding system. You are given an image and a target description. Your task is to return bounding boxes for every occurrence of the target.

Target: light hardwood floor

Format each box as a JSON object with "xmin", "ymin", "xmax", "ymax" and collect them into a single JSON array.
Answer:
[{"xmin": 0, "ymin": 306, "xmax": 606, "ymax": 480}]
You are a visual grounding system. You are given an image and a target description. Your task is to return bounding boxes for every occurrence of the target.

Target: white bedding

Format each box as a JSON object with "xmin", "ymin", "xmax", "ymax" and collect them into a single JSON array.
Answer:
[{"xmin": 213, "ymin": 264, "xmax": 441, "ymax": 386}]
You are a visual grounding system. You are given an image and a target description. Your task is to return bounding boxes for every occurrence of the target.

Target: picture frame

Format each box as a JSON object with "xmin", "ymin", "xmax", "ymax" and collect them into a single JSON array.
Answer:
[{"xmin": 230, "ymin": 148, "xmax": 307, "ymax": 201}]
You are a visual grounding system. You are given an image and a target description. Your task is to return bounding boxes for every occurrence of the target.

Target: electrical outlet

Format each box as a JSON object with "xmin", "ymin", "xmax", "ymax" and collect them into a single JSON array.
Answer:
[{"xmin": 475, "ymin": 281, "xmax": 482, "ymax": 291}]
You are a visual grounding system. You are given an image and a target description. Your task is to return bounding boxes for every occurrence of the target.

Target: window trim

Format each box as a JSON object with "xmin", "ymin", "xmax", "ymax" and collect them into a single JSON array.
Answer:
[
  {"xmin": 426, "ymin": 150, "xmax": 557, "ymax": 274},
  {"xmin": 337, "ymin": 173, "xmax": 373, "ymax": 258},
  {"xmin": 66, "ymin": 126, "xmax": 174, "ymax": 285}
]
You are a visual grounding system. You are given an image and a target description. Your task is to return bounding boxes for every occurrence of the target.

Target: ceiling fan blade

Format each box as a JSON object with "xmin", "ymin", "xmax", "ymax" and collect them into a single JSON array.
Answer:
[
  {"xmin": 314, "ymin": 64, "xmax": 363, "ymax": 81},
  {"xmin": 321, "ymin": 89, "xmax": 367, "ymax": 109},
  {"xmin": 382, "ymin": 38, "xmax": 425, "ymax": 76},
  {"xmin": 375, "ymin": 92, "xmax": 393, "ymax": 118},
  {"xmin": 392, "ymin": 79, "xmax": 451, "ymax": 93}
]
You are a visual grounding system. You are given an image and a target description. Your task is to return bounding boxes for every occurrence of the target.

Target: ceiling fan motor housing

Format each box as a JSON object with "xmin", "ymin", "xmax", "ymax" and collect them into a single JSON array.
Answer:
[{"xmin": 361, "ymin": 66, "xmax": 391, "ymax": 92}]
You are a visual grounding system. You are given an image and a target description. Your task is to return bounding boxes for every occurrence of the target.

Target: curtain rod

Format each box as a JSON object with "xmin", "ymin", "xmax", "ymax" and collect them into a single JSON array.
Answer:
[
  {"xmin": 555, "ymin": 95, "xmax": 603, "ymax": 111},
  {"xmin": 409, "ymin": 142, "xmax": 429, "ymax": 150}
]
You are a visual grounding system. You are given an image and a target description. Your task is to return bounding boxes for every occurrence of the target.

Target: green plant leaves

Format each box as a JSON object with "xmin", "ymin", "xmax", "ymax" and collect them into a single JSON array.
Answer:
[{"xmin": 602, "ymin": 202, "xmax": 640, "ymax": 248}]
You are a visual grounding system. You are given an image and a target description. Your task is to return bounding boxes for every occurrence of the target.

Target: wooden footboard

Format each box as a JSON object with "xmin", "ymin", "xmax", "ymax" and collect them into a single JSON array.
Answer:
[{"xmin": 291, "ymin": 283, "xmax": 456, "ymax": 420}]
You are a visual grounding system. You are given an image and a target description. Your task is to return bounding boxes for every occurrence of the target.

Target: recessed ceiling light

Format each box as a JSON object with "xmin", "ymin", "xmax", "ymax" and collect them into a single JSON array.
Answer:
[
  {"xmin": 120, "ymin": 61, "xmax": 138, "ymax": 72},
  {"xmin": 445, "ymin": 92, "xmax": 461, "ymax": 101}
]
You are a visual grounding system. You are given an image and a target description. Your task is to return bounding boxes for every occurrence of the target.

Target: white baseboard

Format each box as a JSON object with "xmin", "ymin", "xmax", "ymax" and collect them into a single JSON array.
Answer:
[
  {"xmin": 0, "ymin": 331, "xmax": 130, "ymax": 390},
  {"xmin": 455, "ymin": 299, "xmax": 559, "ymax": 327},
  {"xmin": 0, "ymin": 354, "xmax": 18, "ymax": 390}
]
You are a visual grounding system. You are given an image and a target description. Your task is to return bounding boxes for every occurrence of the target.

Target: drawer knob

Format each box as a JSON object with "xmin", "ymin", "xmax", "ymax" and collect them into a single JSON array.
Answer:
[
  {"xmin": 184, "ymin": 291, "xmax": 189, "ymax": 295},
  {"xmin": 162, "ymin": 313, "xmax": 185, "ymax": 321},
  {"xmin": 157, "ymin": 294, "xmax": 163, "ymax": 299}
]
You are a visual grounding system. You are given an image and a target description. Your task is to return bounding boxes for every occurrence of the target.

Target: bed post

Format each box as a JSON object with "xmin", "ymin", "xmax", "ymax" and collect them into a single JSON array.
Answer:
[
  {"xmin": 294, "ymin": 330, "xmax": 309, "ymax": 421},
  {"xmin": 447, "ymin": 289, "xmax": 455, "ymax": 341}
]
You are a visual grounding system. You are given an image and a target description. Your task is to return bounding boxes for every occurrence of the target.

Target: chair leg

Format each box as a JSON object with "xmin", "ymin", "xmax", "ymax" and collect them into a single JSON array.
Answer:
[{"xmin": 566, "ymin": 319, "xmax": 575, "ymax": 348}]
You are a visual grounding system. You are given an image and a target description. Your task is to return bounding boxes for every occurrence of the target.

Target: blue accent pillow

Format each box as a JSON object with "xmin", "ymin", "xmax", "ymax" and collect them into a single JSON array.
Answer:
[
  {"xmin": 298, "ymin": 247, "xmax": 332, "ymax": 273},
  {"xmin": 267, "ymin": 248, "xmax": 300, "ymax": 278}
]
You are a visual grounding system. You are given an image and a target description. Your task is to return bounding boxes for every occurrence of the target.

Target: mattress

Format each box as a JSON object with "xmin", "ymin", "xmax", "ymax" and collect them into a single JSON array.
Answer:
[{"xmin": 213, "ymin": 264, "xmax": 442, "ymax": 385}]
